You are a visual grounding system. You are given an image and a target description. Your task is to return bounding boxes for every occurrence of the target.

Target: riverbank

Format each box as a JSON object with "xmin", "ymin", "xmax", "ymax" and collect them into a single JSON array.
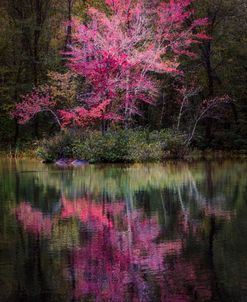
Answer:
[{"xmin": 1, "ymin": 129, "xmax": 247, "ymax": 162}]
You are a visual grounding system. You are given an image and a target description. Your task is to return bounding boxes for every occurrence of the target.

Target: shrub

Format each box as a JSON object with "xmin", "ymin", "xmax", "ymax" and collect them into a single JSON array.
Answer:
[
  {"xmin": 125, "ymin": 130, "xmax": 163, "ymax": 162},
  {"xmin": 38, "ymin": 128, "xmax": 186, "ymax": 163},
  {"xmin": 72, "ymin": 130, "xmax": 129, "ymax": 162},
  {"xmin": 149, "ymin": 129, "xmax": 187, "ymax": 158},
  {"xmin": 37, "ymin": 130, "xmax": 74, "ymax": 162}
]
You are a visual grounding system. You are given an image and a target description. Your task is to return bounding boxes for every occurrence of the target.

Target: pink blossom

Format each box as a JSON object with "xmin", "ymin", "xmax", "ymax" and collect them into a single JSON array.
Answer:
[{"xmin": 11, "ymin": 88, "xmax": 55, "ymax": 124}]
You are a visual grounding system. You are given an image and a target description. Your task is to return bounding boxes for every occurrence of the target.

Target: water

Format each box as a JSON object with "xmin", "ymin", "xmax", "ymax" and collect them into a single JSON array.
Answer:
[{"xmin": 0, "ymin": 159, "xmax": 246, "ymax": 302}]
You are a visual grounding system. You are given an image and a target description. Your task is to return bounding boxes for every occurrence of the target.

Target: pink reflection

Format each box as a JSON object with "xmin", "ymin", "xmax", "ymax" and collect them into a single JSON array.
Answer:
[
  {"xmin": 14, "ymin": 196, "xmax": 231, "ymax": 301},
  {"xmin": 72, "ymin": 212, "xmax": 183, "ymax": 301},
  {"xmin": 61, "ymin": 197, "xmax": 124, "ymax": 229},
  {"xmin": 15, "ymin": 202, "xmax": 52, "ymax": 236}
]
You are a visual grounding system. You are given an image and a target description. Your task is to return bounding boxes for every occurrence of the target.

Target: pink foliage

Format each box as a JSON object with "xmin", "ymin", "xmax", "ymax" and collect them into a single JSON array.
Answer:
[
  {"xmin": 65, "ymin": 0, "xmax": 208, "ymax": 122},
  {"xmin": 11, "ymin": 88, "xmax": 55, "ymax": 124},
  {"xmin": 58, "ymin": 99, "xmax": 122, "ymax": 128}
]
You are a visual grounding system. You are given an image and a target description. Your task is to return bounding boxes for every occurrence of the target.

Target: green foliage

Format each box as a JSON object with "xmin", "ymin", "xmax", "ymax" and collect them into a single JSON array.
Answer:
[
  {"xmin": 38, "ymin": 129, "xmax": 187, "ymax": 163},
  {"xmin": 125, "ymin": 131, "xmax": 163, "ymax": 162},
  {"xmin": 72, "ymin": 130, "xmax": 128, "ymax": 163},
  {"xmin": 149, "ymin": 129, "xmax": 187, "ymax": 157},
  {"xmin": 37, "ymin": 131, "xmax": 75, "ymax": 162}
]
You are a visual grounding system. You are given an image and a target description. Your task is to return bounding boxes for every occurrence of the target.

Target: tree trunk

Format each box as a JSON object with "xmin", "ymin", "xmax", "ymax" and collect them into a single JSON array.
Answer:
[
  {"xmin": 201, "ymin": 40, "xmax": 214, "ymax": 146},
  {"xmin": 64, "ymin": 0, "xmax": 73, "ymax": 52}
]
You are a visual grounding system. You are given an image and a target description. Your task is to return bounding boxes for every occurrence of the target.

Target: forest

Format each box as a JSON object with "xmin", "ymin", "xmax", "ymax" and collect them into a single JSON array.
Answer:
[{"xmin": 0, "ymin": 0, "xmax": 247, "ymax": 161}]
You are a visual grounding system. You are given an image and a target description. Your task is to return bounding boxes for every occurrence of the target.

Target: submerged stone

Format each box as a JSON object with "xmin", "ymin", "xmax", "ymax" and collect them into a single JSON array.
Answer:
[
  {"xmin": 55, "ymin": 159, "xmax": 88, "ymax": 167},
  {"xmin": 71, "ymin": 160, "xmax": 89, "ymax": 166}
]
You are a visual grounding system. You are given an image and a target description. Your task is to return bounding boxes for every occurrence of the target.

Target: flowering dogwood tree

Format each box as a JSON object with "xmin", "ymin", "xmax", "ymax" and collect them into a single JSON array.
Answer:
[
  {"xmin": 11, "ymin": 0, "xmax": 208, "ymax": 128},
  {"xmin": 63, "ymin": 0, "xmax": 208, "ymax": 126}
]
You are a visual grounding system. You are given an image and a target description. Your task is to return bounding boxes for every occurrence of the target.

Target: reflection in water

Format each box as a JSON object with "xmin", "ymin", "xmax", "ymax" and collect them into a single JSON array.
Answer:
[
  {"xmin": 0, "ymin": 160, "xmax": 246, "ymax": 301},
  {"xmin": 15, "ymin": 202, "xmax": 52, "ymax": 236},
  {"xmin": 14, "ymin": 194, "xmax": 232, "ymax": 301},
  {"xmin": 16, "ymin": 199, "xmax": 178, "ymax": 293}
]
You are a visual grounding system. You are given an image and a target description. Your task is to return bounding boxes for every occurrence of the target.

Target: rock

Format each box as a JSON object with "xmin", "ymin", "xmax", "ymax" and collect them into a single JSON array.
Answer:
[
  {"xmin": 55, "ymin": 158, "xmax": 72, "ymax": 167},
  {"xmin": 71, "ymin": 160, "xmax": 89, "ymax": 167},
  {"xmin": 55, "ymin": 159, "xmax": 89, "ymax": 167}
]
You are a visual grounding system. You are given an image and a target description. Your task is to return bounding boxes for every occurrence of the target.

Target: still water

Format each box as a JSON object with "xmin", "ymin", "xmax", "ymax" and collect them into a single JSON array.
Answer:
[{"xmin": 0, "ymin": 159, "xmax": 246, "ymax": 302}]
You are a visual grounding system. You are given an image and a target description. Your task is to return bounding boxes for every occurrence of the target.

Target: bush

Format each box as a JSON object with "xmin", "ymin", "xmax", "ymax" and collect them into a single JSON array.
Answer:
[
  {"xmin": 72, "ymin": 130, "xmax": 129, "ymax": 163},
  {"xmin": 149, "ymin": 129, "xmax": 187, "ymax": 158},
  {"xmin": 125, "ymin": 130, "xmax": 163, "ymax": 162},
  {"xmin": 37, "ymin": 130, "xmax": 75, "ymax": 162},
  {"xmin": 38, "ymin": 128, "xmax": 186, "ymax": 163}
]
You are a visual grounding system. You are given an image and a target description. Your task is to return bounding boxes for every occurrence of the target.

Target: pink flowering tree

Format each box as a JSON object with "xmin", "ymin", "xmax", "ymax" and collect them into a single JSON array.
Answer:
[
  {"xmin": 11, "ymin": 0, "xmax": 208, "ymax": 130},
  {"xmin": 62, "ymin": 0, "xmax": 208, "ymax": 126}
]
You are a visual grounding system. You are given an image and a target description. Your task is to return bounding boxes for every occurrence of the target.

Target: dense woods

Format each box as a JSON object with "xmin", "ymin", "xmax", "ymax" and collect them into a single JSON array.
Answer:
[{"xmin": 0, "ymin": 0, "xmax": 247, "ymax": 154}]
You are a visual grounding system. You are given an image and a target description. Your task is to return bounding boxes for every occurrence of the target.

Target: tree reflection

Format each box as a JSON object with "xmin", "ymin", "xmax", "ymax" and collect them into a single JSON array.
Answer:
[
  {"xmin": 14, "ymin": 189, "xmax": 235, "ymax": 302},
  {"xmin": 15, "ymin": 202, "xmax": 52, "ymax": 236}
]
